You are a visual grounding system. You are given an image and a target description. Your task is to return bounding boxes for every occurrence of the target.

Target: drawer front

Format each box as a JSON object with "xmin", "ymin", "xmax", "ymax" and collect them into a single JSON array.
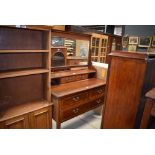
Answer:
[
  {"xmin": 61, "ymin": 92, "xmax": 89, "ymax": 110},
  {"xmin": 61, "ymin": 97, "xmax": 104, "ymax": 122},
  {"xmin": 77, "ymin": 74, "xmax": 88, "ymax": 80},
  {"xmin": 60, "ymin": 76, "xmax": 75, "ymax": 84},
  {"xmin": 89, "ymin": 86, "xmax": 105, "ymax": 100},
  {"xmin": 60, "ymin": 74, "xmax": 88, "ymax": 84}
]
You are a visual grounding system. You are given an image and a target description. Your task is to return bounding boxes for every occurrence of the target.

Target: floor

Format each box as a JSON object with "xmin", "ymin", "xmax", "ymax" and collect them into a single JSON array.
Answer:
[{"xmin": 52, "ymin": 108, "xmax": 102, "ymax": 129}]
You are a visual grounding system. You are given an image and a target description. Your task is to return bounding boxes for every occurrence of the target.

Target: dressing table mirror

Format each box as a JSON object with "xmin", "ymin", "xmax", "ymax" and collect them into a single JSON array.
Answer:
[{"xmin": 51, "ymin": 31, "xmax": 90, "ymax": 69}]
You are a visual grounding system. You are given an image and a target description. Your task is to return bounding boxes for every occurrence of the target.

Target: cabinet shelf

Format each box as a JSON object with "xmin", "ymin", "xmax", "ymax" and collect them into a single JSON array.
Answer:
[
  {"xmin": 51, "ymin": 47, "xmax": 66, "ymax": 49},
  {"xmin": 51, "ymin": 69, "xmax": 96, "ymax": 79},
  {"xmin": 0, "ymin": 50, "xmax": 49, "ymax": 53},
  {"xmin": 0, "ymin": 100, "xmax": 52, "ymax": 122},
  {"xmin": 0, "ymin": 26, "xmax": 51, "ymax": 129},
  {"xmin": 0, "ymin": 68, "xmax": 49, "ymax": 79}
]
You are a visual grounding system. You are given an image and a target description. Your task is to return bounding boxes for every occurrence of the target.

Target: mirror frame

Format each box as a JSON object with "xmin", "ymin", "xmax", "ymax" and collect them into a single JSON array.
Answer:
[{"xmin": 51, "ymin": 30, "xmax": 92, "ymax": 70}]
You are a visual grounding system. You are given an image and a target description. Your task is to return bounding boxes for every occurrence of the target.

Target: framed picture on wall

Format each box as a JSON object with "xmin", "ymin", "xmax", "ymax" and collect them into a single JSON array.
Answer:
[
  {"xmin": 152, "ymin": 36, "xmax": 155, "ymax": 47},
  {"xmin": 122, "ymin": 36, "xmax": 128, "ymax": 48},
  {"xmin": 129, "ymin": 36, "xmax": 138, "ymax": 45},
  {"xmin": 128, "ymin": 45, "xmax": 137, "ymax": 51},
  {"xmin": 138, "ymin": 36, "xmax": 151, "ymax": 47},
  {"xmin": 147, "ymin": 47, "xmax": 155, "ymax": 53}
]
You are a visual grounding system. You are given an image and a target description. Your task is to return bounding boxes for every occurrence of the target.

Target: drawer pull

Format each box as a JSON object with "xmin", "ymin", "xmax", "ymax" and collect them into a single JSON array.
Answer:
[
  {"xmin": 73, "ymin": 96, "xmax": 80, "ymax": 101},
  {"xmin": 73, "ymin": 108, "xmax": 79, "ymax": 113},
  {"xmin": 96, "ymin": 99, "xmax": 102, "ymax": 104},
  {"xmin": 97, "ymin": 90, "xmax": 103, "ymax": 94}
]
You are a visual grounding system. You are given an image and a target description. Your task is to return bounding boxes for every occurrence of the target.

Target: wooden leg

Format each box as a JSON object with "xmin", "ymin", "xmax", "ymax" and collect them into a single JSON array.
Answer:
[
  {"xmin": 140, "ymin": 98, "xmax": 153, "ymax": 129},
  {"xmin": 56, "ymin": 122, "xmax": 61, "ymax": 129},
  {"xmin": 54, "ymin": 99, "xmax": 61, "ymax": 129}
]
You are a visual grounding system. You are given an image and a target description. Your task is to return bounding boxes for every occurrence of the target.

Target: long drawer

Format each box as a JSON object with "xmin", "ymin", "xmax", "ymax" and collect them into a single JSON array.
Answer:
[
  {"xmin": 61, "ymin": 97, "xmax": 104, "ymax": 122},
  {"xmin": 61, "ymin": 92, "xmax": 89, "ymax": 110}
]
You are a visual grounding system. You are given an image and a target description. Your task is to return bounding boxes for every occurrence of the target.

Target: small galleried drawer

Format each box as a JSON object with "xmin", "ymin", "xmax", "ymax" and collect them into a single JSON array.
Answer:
[
  {"xmin": 89, "ymin": 86, "xmax": 105, "ymax": 99},
  {"xmin": 61, "ymin": 92, "xmax": 89, "ymax": 110},
  {"xmin": 61, "ymin": 97, "xmax": 104, "ymax": 122},
  {"xmin": 78, "ymin": 74, "xmax": 88, "ymax": 80},
  {"xmin": 60, "ymin": 76, "xmax": 75, "ymax": 84}
]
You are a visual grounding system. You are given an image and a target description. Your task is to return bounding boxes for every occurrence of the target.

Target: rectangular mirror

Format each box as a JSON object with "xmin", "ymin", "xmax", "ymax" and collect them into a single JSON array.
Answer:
[{"xmin": 51, "ymin": 36, "xmax": 89, "ymax": 67}]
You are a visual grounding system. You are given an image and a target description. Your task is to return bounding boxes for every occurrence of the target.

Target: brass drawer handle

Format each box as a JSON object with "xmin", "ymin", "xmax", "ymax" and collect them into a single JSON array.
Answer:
[
  {"xmin": 96, "ymin": 99, "xmax": 102, "ymax": 104},
  {"xmin": 97, "ymin": 89, "xmax": 103, "ymax": 94},
  {"xmin": 73, "ymin": 108, "xmax": 79, "ymax": 113},
  {"xmin": 73, "ymin": 96, "xmax": 80, "ymax": 101}
]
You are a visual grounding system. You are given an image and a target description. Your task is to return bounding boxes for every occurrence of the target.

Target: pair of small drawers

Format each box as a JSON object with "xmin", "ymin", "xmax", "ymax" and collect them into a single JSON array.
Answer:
[
  {"xmin": 60, "ymin": 74, "xmax": 88, "ymax": 84},
  {"xmin": 60, "ymin": 86, "xmax": 105, "ymax": 121}
]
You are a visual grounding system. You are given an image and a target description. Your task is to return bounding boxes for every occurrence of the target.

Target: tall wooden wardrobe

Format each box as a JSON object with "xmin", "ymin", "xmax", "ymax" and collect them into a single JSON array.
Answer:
[{"xmin": 101, "ymin": 51, "xmax": 155, "ymax": 129}]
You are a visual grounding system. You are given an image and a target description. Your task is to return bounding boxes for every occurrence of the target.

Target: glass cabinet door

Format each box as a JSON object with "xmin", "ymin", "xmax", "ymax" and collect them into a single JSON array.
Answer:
[{"xmin": 91, "ymin": 37, "xmax": 100, "ymax": 62}]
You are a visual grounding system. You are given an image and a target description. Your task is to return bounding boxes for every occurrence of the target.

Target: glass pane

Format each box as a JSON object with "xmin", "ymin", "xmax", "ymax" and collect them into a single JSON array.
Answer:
[
  {"xmin": 92, "ymin": 47, "xmax": 95, "ymax": 56},
  {"xmin": 104, "ymin": 39, "xmax": 107, "ymax": 47},
  {"xmin": 51, "ymin": 37, "xmax": 64, "ymax": 46},
  {"xmin": 66, "ymin": 39, "xmax": 89, "ymax": 66},
  {"xmin": 101, "ymin": 48, "xmax": 104, "ymax": 56},
  {"xmin": 52, "ymin": 50, "xmax": 65, "ymax": 67},
  {"xmin": 65, "ymin": 39, "xmax": 76, "ymax": 56},
  {"xmin": 92, "ymin": 37, "xmax": 96, "ymax": 46},
  {"xmin": 102, "ymin": 39, "xmax": 104, "ymax": 47},
  {"xmin": 96, "ymin": 38, "xmax": 100, "ymax": 47},
  {"xmin": 94, "ymin": 57, "xmax": 98, "ymax": 62},
  {"xmin": 51, "ymin": 36, "xmax": 89, "ymax": 67},
  {"xmin": 100, "ymin": 57, "xmax": 104, "ymax": 63},
  {"xmin": 95, "ymin": 48, "xmax": 99, "ymax": 56}
]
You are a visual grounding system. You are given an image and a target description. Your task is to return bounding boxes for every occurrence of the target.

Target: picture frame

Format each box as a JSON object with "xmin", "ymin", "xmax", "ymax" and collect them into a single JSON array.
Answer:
[
  {"xmin": 128, "ymin": 45, "xmax": 137, "ymax": 52},
  {"xmin": 138, "ymin": 36, "xmax": 151, "ymax": 47},
  {"xmin": 152, "ymin": 36, "xmax": 155, "ymax": 47},
  {"xmin": 122, "ymin": 36, "xmax": 129, "ymax": 48},
  {"xmin": 129, "ymin": 36, "xmax": 138, "ymax": 45},
  {"xmin": 147, "ymin": 47, "xmax": 155, "ymax": 53}
]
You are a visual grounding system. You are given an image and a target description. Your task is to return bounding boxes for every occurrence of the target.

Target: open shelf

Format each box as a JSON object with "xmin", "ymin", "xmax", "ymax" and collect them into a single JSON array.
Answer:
[
  {"xmin": 0, "ymin": 100, "xmax": 51, "ymax": 122},
  {"xmin": 0, "ymin": 26, "xmax": 51, "ymax": 128},
  {"xmin": 0, "ymin": 27, "xmax": 49, "ymax": 50},
  {"xmin": 51, "ymin": 46, "xmax": 67, "ymax": 49},
  {"xmin": 0, "ymin": 50, "xmax": 49, "ymax": 53},
  {"xmin": 0, "ymin": 68, "xmax": 49, "ymax": 79},
  {"xmin": 51, "ymin": 69, "xmax": 96, "ymax": 79}
]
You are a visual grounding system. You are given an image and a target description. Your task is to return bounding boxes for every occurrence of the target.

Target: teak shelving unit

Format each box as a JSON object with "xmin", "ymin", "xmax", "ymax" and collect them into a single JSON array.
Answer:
[
  {"xmin": 91, "ymin": 33, "xmax": 108, "ymax": 63},
  {"xmin": 0, "ymin": 26, "xmax": 52, "ymax": 129}
]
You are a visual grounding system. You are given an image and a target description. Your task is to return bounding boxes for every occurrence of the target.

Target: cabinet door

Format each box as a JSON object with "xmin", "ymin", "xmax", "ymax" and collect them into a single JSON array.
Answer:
[
  {"xmin": 2, "ymin": 115, "xmax": 29, "ymax": 129},
  {"xmin": 29, "ymin": 106, "xmax": 52, "ymax": 129}
]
